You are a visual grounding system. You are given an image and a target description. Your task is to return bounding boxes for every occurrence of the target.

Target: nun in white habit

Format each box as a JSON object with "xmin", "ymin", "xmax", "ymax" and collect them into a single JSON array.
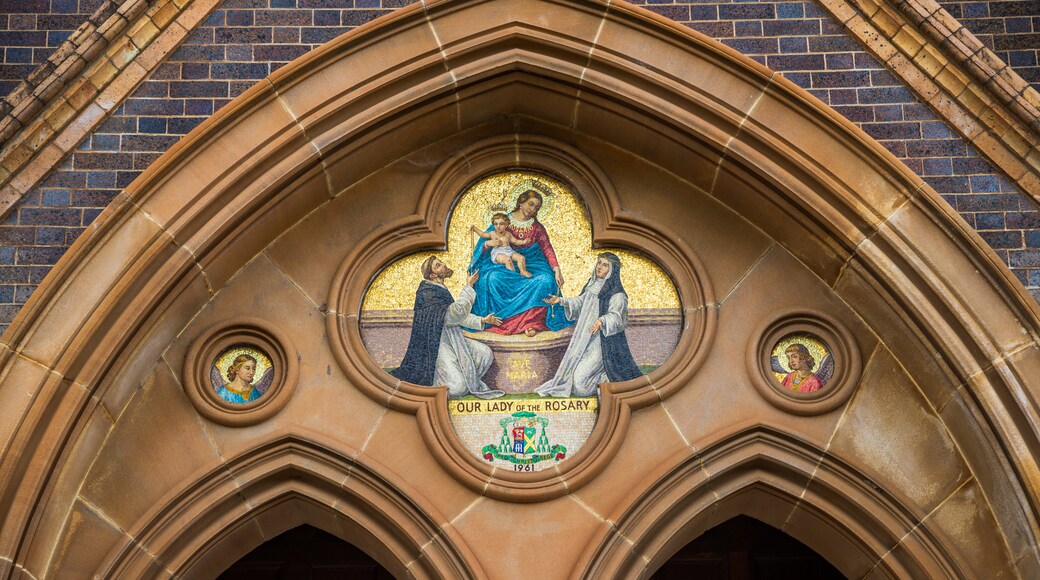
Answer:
[{"xmin": 535, "ymin": 252, "xmax": 642, "ymax": 398}]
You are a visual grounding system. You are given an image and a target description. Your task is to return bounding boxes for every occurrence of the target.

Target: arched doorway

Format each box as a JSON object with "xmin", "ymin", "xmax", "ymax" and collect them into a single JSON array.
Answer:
[
  {"xmin": 651, "ymin": 516, "xmax": 842, "ymax": 580},
  {"xmin": 219, "ymin": 525, "xmax": 392, "ymax": 579}
]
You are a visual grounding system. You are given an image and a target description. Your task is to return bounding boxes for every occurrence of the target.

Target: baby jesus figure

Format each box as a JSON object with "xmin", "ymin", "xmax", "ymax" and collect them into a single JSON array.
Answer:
[{"xmin": 470, "ymin": 213, "xmax": 533, "ymax": 278}]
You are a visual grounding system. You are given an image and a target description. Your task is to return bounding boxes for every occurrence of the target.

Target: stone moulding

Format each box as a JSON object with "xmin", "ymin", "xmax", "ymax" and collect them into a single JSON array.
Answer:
[
  {"xmin": 0, "ymin": 0, "xmax": 1037, "ymax": 576},
  {"xmin": 746, "ymin": 311, "xmax": 862, "ymax": 416},
  {"xmin": 96, "ymin": 436, "xmax": 484, "ymax": 578},
  {"xmin": 326, "ymin": 135, "xmax": 717, "ymax": 502},
  {"xmin": 816, "ymin": 0, "xmax": 1040, "ymax": 199},
  {"xmin": 182, "ymin": 317, "xmax": 299, "ymax": 426},
  {"xmin": 0, "ymin": 0, "xmax": 222, "ymax": 219},
  {"xmin": 579, "ymin": 428, "xmax": 962, "ymax": 577}
]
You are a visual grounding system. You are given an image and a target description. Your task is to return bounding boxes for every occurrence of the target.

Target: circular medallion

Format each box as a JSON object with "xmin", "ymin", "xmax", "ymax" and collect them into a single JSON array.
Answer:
[
  {"xmin": 747, "ymin": 312, "xmax": 861, "ymax": 415},
  {"xmin": 182, "ymin": 318, "xmax": 298, "ymax": 426}
]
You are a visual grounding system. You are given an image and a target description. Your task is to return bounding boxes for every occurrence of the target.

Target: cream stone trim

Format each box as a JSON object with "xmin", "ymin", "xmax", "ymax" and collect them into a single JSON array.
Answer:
[
  {"xmin": 0, "ymin": 0, "xmax": 222, "ymax": 219},
  {"xmin": 817, "ymin": 0, "xmax": 1040, "ymax": 198}
]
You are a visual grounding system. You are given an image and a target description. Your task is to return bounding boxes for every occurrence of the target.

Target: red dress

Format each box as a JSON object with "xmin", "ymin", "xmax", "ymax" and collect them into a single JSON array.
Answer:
[{"xmin": 781, "ymin": 372, "xmax": 822, "ymax": 393}]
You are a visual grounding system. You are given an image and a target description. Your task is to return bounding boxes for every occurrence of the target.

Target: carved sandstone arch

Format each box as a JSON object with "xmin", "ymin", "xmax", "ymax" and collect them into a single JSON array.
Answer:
[
  {"xmin": 580, "ymin": 428, "xmax": 961, "ymax": 578},
  {"xmin": 97, "ymin": 437, "xmax": 481, "ymax": 578},
  {"xmin": 0, "ymin": 0, "xmax": 1037, "ymax": 577}
]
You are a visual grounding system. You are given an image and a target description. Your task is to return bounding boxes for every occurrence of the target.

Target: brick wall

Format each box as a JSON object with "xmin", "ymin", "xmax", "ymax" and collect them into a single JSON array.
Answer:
[
  {"xmin": 939, "ymin": 1, "xmax": 1040, "ymax": 90},
  {"xmin": 0, "ymin": 0, "xmax": 1039, "ymax": 333},
  {"xmin": 0, "ymin": 0, "xmax": 104, "ymax": 97}
]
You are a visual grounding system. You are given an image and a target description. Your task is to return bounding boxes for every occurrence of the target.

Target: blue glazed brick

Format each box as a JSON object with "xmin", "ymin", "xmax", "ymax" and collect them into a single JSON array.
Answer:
[
  {"xmin": 776, "ymin": 2, "xmax": 804, "ymax": 19},
  {"xmin": 1010, "ymin": 250, "xmax": 1040, "ymax": 268},
  {"xmin": 91, "ymin": 134, "xmax": 120, "ymax": 151},
  {"xmin": 857, "ymin": 86, "xmax": 915, "ymax": 103},
  {"xmin": 975, "ymin": 212, "xmax": 1006, "ymax": 230},
  {"xmin": 47, "ymin": 31, "xmax": 72, "ymax": 46},
  {"xmin": 645, "ymin": 5, "xmax": 690, "ymax": 21},
  {"xmin": 181, "ymin": 62, "xmax": 210, "ymax": 79},
  {"xmin": 971, "ymin": 175, "xmax": 1002, "ymax": 193},
  {"xmin": 28, "ymin": 266, "xmax": 50, "ymax": 284},
  {"xmin": 41, "ymin": 190, "xmax": 70, "ymax": 207},
  {"xmin": 922, "ymin": 157, "xmax": 953, "ymax": 176},
  {"xmin": 185, "ymin": 99, "xmax": 214, "ymax": 115},
  {"xmin": 314, "ymin": 9, "xmax": 340, "ymax": 25},
  {"xmin": 226, "ymin": 44, "xmax": 252, "ymax": 61},
  {"xmin": 0, "ymin": 268, "xmax": 28, "ymax": 285},
  {"xmin": 719, "ymin": 4, "xmax": 774, "ymax": 20},
  {"xmin": 203, "ymin": 10, "xmax": 224, "ymax": 27},
  {"xmin": 51, "ymin": 0, "xmax": 78, "ymax": 13},
  {"xmin": 271, "ymin": 0, "xmax": 297, "ymax": 7},
  {"xmin": 963, "ymin": 2, "xmax": 989, "ymax": 18},
  {"xmin": 825, "ymin": 53, "xmax": 854, "ymax": 69},
  {"xmin": 13, "ymin": 285, "xmax": 35, "ymax": 303},
  {"xmin": 0, "ymin": 248, "xmax": 13, "ymax": 265},
  {"xmin": 779, "ymin": 37, "xmax": 807, "ymax": 53},
  {"xmin": 169, "ymin": 117, "xmax": 207, "ymax": 134},
  {"xmin": 226, "ymin": 10, "xmax": 254, "ymax": 26},
  {"xmin": 137, "ymin": 117, "xmax": 167, "ymax": 134},
  {"xmin": 767, "ymin": 54, "xmax": 825, "ymax": 71},
  {"xmin": 83, "ymin": 209, "xmax": 104, "ymax": 225},
  {"xmin": 18, "ymin": 208, "xmax": 80, "ymax": 226},
  {"xmin": 17, "ymin": 247, "xmax": 66, "ymax": 265},
  {"xmin": 1026, "ymin": 230, "xmax": 1040, "ymax": 248},
  {"xmin": 735, "ymin": 21, "xmax": 763, "ymax": 36},
  {"xmin": 211, "ymin": 62, "xmax": 268, "ymax": 79},
  {"xmin": 35, "ymin": 228, "xmax": 65, "ymax": 244},
  {"xmin": 1010, "ymin": 51, "xmax": 1038, "ymax": 67},
  {"xmin": 921, "ymin": 121, "xmax": 953, "ymax": 139},
  {"xmin": 925, "ymin": 175, "xmax": 971, "ymax": 194},
  {"xmin": 0, "ymin": 286, "xmax": 13, "ymax": 303},
  {"xmin": 356, "ymin": 0, "xmax": 380, "ymax": 7},
  {"xmin": 115, "ymin": 171, "xmax": 141, "ymax": 189},
  {"xmin": 980, "ymin": 230, "xmax": 1023, "ymax": 249},
  {"xmin": 6, "ymin": 47, "xmax": 31, "ymax": 63},
  {"xmin": 689, "ymin": 5, "xmax": 718, "ymax": 21},
  {"xmin": 958, "ymin": 194, "xmax": 1022, "ymax": 211},
  {"xmin": 1006, "ymin": 17, "xmax": 1032, "ymax": 34},
  {"xmin": 829, "ymin": 88, "xmax": 856, "ymax": 104}
]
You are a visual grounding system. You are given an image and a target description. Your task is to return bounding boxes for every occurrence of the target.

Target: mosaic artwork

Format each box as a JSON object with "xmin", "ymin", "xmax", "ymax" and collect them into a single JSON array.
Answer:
[
  {"xmin": 770, "ymin": 334, "xmax": 834, "ymax": 393},
  {"xmin": 210, "ymin": 345, "xmax": 274, "ymax": 405},
  {"xmin": 361, "ymin": 172, "xmax": 682, "ymax": 471}
]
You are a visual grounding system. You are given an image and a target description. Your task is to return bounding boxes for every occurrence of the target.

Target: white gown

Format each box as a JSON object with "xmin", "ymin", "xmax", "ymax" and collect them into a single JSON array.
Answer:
[
  {"xmin": 433, "ymin": 284, "xmax": 504, "ymax": 399},
  {"xmin": 536, "ymin": 271, "xmax": 629, "ymax": 398}
]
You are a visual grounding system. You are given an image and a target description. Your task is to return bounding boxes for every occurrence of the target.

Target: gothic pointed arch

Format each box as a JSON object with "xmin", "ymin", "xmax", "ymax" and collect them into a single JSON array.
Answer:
[{"xmin": 0, "ymin": 0, "xmax": 1037, "ymax": 577}]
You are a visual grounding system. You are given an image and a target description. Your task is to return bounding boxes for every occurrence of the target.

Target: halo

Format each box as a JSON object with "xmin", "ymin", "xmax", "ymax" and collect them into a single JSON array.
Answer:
[
  {"xmin": 771, "ymin": 333, "xmax": 829, "ymax": 382},
  {"xmin": 214, "ymin": 344, "xmax": 273, "ymax": 385},
  {"xmin": 504, "ymin": 178, "xmax": 556, "ymax": 221}
]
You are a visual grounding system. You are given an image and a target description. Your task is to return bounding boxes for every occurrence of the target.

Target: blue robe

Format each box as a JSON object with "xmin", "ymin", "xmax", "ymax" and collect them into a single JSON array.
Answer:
[{"xmin": 467, "ymin": 225, "xmax": 573, "ymax": 332}]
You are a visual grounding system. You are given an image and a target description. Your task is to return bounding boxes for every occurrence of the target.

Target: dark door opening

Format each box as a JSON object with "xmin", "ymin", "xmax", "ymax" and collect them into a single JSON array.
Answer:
[
  {"xmin": 218, "ymin": 525, "xmax": 393, "ymax": 579},
  {"xmin": 651, "ymin": 515, "xmax": 845, "ymax": 579}
]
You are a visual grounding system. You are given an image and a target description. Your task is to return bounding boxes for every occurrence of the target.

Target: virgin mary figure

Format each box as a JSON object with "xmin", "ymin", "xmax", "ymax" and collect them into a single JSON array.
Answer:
[{"xmin": 468, "ymin": 188, "xmax": 574, "ymax": 336}]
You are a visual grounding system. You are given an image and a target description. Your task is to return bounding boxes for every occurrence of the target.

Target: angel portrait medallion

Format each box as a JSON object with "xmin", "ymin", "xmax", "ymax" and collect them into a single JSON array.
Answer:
[
  {"xmin": 770, "ymin": 334, "xmax": 834, "ymax": 393},
  {"xmin": 211, "ymin": 345, "xmax": 275, "ymax": 405}
]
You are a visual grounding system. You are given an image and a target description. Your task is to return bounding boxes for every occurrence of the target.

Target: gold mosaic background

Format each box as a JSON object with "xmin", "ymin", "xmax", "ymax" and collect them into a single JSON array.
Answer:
[{"xmin": 362, "ymin": 171, "xmax": 681, "ymax": 310}]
